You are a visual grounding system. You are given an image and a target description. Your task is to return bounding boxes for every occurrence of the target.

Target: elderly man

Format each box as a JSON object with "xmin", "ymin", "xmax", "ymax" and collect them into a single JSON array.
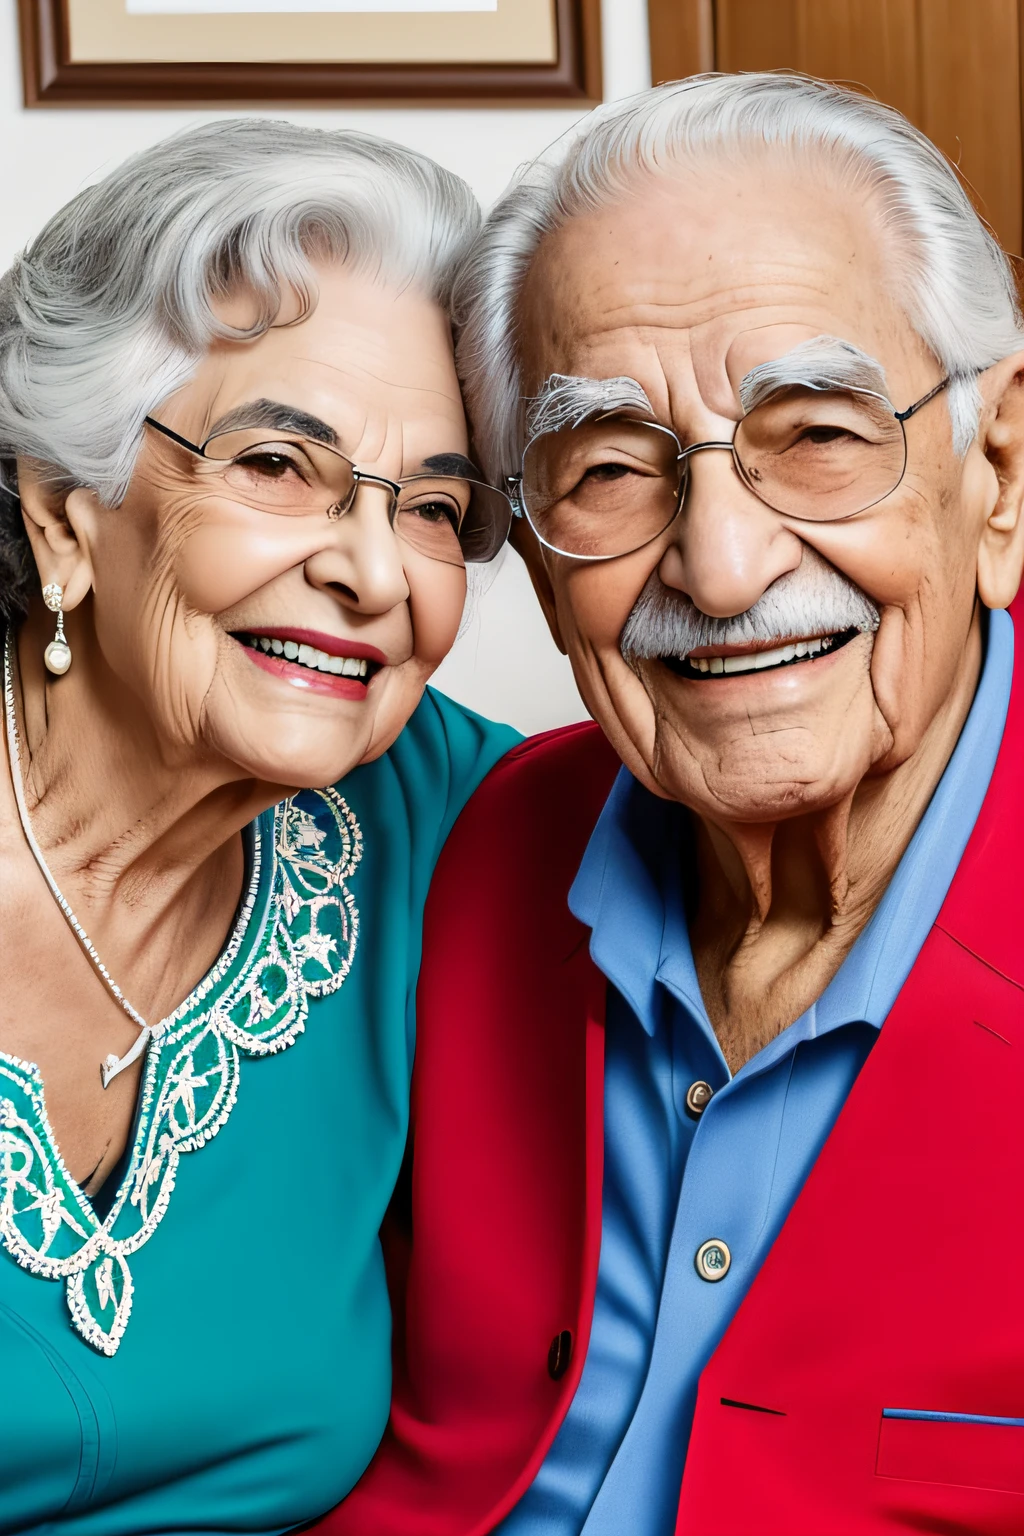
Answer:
[{"xmin": 327, "ymin": 74, "xmax": 1024, "ymax": 1536}]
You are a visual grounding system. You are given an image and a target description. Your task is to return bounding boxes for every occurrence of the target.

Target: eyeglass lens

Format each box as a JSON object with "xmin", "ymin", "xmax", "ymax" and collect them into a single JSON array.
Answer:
[
  {"xmin": 519, "ymin": 386, "xmax": 909, "ymax": 559},
  {"xmin": 198, "ymin": 428, "xmax": 509, "ymax": 566}
]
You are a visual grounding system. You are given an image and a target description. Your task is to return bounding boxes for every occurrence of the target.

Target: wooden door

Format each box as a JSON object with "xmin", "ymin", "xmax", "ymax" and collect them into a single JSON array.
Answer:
[{"xmin": 647, "ymin": 0, "xmax": 1023, "ymax": 255}]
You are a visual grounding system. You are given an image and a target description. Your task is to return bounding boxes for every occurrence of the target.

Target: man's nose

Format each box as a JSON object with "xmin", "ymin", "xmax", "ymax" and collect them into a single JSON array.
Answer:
[
  {"xmin": 304, "ymin": 481, "xmax": 410, "ymax": 613},
  {"xmin": 658, "ymin": 448, "xmax": 803, "ymax": 616}
]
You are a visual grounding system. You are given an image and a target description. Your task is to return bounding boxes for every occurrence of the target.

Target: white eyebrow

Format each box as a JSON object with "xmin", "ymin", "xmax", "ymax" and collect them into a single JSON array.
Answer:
[
  {"xmin": 527, "ymin": 373, "xmax": 653, "ymax": 438},
  {"xmin": 739, "ymin": 336, "xmax": 889, "ymax": 413}
]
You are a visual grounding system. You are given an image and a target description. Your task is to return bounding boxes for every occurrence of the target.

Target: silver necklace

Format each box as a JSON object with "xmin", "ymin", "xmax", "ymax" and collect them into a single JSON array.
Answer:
[{"xmin": 3, "ymin": 629, "xmax": 151, "ymax": 1088}]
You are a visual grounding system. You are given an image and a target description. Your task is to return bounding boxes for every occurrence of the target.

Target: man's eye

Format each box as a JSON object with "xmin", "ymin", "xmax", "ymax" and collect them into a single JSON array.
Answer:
[
  {"xmin": 795, "ymin": 425, "xmax": 858, "ymax": 446},
  {"xmin": 580, "ymin": 461, "xmax": 634, "ymax": 483}
]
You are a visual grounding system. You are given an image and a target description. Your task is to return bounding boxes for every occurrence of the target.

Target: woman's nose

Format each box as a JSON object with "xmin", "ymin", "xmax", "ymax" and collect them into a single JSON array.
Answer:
[
  {"xmin": 658, "ymin": 448, "xmax": 803, "ymax": 617},
  {"xmin": 304, "ymin": 482, "xmax": 410, "ymax": 614}
]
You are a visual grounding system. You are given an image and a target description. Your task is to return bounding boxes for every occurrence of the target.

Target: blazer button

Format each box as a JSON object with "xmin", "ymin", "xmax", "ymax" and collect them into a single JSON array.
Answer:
[
  {"xmin": 548, "ymin": 1329, "xmax": 573, "ymax": 1380},
  {"xmin": 685, "ymin": 1080, "xmax": 714, "ymax": 1117},
  {"xmin": 695, "ymin": 1239, "xmax": 732, "ymax": 1281}
]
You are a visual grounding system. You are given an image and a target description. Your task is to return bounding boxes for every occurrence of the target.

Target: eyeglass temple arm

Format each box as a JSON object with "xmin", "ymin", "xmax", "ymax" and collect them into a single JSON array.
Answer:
[
  {"xmin": 144, "ymin": 416, "xmax": 206, "ymax": 456},
  {"xmin": 893, "ymin": 377, "xmax": 953, "ymax": 423},
  {"xmin": 505, "ymin": 475, "xmax": 525, "ymax": 516}
]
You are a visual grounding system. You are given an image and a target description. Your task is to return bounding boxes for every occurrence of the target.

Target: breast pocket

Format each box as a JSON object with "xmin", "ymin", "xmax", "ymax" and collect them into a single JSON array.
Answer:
[{"xmin": 877, "ymin": 1409, "xmax": 1024, "ymax": 1496}]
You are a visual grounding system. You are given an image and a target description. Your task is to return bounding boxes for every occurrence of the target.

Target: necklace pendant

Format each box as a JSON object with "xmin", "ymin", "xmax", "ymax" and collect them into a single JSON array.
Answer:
[{"xmin": 100, "ymin": 1027, "xmax": 154, "ymax": 1089}]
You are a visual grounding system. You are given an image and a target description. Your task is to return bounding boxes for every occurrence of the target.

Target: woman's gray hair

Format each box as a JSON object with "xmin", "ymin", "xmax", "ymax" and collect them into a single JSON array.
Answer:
[
  {"xmin": 0, "ymin": 117, "xmax": 480, "ymax": 620},
  {"xmin": 455, "ymin": 72, "xmax": 1024, "ymax": 483}
]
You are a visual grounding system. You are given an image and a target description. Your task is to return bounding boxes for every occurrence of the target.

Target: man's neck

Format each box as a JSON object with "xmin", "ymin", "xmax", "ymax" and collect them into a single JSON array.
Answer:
[{"xmin": 689, "ymin": 612, "xmax": 986, "ymax": 1073}]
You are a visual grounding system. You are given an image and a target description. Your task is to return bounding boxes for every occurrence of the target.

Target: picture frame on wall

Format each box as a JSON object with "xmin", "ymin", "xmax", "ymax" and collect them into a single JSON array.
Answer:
[{"xmin": 18, "ymin": 0, "xmax": 602, "ymax": 107}]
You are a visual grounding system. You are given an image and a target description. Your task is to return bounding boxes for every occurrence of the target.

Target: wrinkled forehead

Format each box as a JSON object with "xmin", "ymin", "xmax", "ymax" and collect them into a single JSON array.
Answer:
[
  {"xmin": 169, "ymin": 264, "xmax": 468, "ymax": 463},
  {"xmin": 515, "ymin": 162, "xmax": 926, "ymax": 417}
]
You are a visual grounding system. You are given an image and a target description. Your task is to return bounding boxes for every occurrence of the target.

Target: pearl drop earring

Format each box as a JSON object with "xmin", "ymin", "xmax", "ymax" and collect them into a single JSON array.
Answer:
[{"xmin": 42, "ymin": 583, "xmax": 72, "ymax": 675}]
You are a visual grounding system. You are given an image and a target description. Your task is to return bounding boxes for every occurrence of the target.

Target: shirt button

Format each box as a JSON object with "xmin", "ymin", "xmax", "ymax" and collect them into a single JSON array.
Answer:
[
  {"xmin": 685, "ymin": 1080, "xmax": 714, "ymax": 1117},
  {"xmin": 547, "ymin": 1329, "xmax": 573, "ymax": 1380},
  {"xmin": 695, "ymin": 1239, "xmax": 732, "ymax": 1281}
]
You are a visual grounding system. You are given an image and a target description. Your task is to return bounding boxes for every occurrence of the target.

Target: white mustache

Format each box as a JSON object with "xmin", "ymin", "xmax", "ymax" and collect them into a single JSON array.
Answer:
[{"xmin": 620, "ymin": 552, "xmax": 880, "ymax": 659}]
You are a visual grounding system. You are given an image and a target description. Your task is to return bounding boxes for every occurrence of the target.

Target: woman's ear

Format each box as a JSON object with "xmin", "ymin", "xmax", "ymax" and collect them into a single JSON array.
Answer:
[
  {"xmin": 17, "ymin": 459, "xmax": 97, "ymax": 611},
  {"xmin": 509, "ymin": 514, "xmax": 567, "ymax": 655},
  {"xmin": 977, "ymin": 353, "xmax": 1024, "ymax": 611}
]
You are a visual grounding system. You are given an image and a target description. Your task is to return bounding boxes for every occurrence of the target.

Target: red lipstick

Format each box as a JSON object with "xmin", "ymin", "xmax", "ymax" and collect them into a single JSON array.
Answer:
[
  {"xmin": 232, "ymin": 627, "xmax": 389, "ymax": 700},
  {"xmin": 242, "ymin": 627, "xmax": 387, "ymax": 665}
]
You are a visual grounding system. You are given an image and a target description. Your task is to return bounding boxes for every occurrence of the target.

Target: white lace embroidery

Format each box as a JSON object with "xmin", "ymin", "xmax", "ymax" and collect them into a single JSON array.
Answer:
[{"xmin": 0, "ymin": 788, "xmax": 362, "ymax": 1355}]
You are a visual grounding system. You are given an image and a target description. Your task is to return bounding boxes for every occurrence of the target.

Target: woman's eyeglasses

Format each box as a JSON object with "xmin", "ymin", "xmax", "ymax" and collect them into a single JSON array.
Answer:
[
  {"xmin": 145, "ymin": 417, "xmax": 512, "ymax": 567},
  {"xmin": 506, "ymin": 377, "xmax": 957, "ymax": 562}
]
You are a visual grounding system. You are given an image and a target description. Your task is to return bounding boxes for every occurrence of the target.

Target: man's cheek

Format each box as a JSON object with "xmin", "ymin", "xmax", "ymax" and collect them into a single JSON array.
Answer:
[
  {"xmin": 560, "ymin": 571, "xmax": 640, "ymax": 655},
  {"xmin": 869, "ymin": 600, "xmax": 964, "ymax": 763}
]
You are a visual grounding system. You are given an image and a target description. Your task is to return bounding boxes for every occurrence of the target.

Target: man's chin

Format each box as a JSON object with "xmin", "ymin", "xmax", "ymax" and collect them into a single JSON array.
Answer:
[{"xmin": 631, "ymin": 674, "xmax": 879, "ymax": 825}]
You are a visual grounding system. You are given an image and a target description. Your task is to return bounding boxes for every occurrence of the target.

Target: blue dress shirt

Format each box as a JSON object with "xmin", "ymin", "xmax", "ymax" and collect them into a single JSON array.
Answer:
[{"xmin": 498, "ymin": 609, "xmax": 1014, "ymax": 1536}]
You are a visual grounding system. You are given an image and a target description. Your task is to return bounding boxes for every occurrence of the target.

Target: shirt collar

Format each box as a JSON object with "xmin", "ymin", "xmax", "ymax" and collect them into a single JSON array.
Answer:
[{"xmin": 569, "ymin": 608, "xmax": 1014, "ymax": 1060}]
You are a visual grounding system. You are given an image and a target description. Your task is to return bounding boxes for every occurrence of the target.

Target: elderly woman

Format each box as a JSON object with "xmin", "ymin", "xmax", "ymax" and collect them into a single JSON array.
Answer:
[{"xmin": 0, "ymin": 119, "xmax": 515, "ymax": 1533}]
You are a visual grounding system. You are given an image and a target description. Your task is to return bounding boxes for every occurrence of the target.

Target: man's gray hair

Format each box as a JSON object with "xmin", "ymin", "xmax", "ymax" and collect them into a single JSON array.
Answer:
[
  {"xmin": 455, "ymin": 72, "xmax": 1024, "ymax": 483},
  {"xmin": 0, "ymin": 117, "xmax": 479, "ymax": 619}
]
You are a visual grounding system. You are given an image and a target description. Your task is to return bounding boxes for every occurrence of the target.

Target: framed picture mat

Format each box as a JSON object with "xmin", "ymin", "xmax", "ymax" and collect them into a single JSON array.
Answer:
[{"xmin": 19, "ymin": 0, "xmax": 602, "ymax": 106}]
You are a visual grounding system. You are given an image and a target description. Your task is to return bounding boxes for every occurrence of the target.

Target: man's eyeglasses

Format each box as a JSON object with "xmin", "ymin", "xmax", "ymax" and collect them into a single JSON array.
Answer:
[
  {"xmin": 145, "ymin": 417, "xmax": 511, "ymax": 567},
  {"xmin": 506, "ymin": 377, "xmax": 957, "ymax": 562}
]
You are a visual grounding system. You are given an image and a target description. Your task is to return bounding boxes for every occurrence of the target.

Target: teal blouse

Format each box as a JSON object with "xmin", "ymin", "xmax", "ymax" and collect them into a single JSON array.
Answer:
[{"xmin": 0, "ymin": 689, "xmax": 518, "ymax": 1535}]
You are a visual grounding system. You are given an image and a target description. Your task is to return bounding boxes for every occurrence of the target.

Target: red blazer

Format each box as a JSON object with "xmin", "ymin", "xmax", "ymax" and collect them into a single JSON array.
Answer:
[{"xmin": 321, "ymin": 597, "xmax": 1024, "ymax": 1536}]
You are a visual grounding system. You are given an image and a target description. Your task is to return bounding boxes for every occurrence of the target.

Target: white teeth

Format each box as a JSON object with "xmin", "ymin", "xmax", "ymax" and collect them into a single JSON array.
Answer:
[
  {"xmin": 689, "ymin": 632, "xmax": 843, "ymax": 677},
  {"xmin": 245, "ymin": 632, "xmax": 374, "ymax": 680}
]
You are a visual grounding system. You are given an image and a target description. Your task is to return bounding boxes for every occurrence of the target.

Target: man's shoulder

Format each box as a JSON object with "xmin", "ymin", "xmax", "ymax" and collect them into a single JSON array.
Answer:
[
  {"xmin": 459, "ymin": 720, "xmax": 620, "ymax": 824},
  {"xmin": 434, "ymin": 721, "xmax": 621, "ymax": 891}
]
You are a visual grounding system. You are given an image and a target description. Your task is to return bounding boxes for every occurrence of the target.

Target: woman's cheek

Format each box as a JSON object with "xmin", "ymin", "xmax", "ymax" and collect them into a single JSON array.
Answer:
[
  {"xmin": 172, "ymin": 511, "xmax": 308, "ymax": 613},
  {"xmin": 405, "ymin": 557, "xmax": 467, "ymax": 668}
]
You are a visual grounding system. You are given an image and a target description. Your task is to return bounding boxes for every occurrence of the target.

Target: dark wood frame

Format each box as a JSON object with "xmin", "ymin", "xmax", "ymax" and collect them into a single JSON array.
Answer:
[{"xmin": 19, "ymin": 0, "xmax": 601, "ymax": 107}]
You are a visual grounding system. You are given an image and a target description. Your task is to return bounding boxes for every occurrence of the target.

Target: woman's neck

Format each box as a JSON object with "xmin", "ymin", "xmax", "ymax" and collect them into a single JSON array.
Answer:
[{"xmin": 9, "ymin": 615, "xmax": 291, "ymax": 1019}]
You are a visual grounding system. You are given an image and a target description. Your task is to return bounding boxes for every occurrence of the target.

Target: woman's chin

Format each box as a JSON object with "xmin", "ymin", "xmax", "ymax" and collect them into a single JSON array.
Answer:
[
  {"xmin": 202, "ymin": 664, "xmax": 433, "ymax": 790},
  {"xmin": 208, "ymin": 713, "xmax": 373, "ymax": 792}
]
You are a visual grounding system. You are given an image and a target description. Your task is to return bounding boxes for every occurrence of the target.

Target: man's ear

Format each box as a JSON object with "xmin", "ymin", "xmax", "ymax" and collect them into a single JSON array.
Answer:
[
  {"xmin": 977, "ymin": 353, "xmax": 1024, "ymax": 610},
  {"xmin": 509, "ymin": 515, "xmax": 567, "ymax": 655},
  {"xmin": 17, "ymin": 459, "xmax": 97, "ymax": 611}
]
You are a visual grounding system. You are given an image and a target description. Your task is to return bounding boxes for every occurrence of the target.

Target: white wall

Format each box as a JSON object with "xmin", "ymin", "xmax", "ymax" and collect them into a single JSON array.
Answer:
[{"xmin": 0, "ymin": 0, "xmax": 651, "ymax": 733}]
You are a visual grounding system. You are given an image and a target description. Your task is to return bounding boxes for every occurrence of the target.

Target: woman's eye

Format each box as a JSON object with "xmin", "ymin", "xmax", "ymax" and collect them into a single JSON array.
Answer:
[
  {"xmin": 234, "ymin": 452, "xmax": 299, "ymax": 479},
  {"xmin": 408, "ymin": 499, "xmax": 460, "ymax": 529}
]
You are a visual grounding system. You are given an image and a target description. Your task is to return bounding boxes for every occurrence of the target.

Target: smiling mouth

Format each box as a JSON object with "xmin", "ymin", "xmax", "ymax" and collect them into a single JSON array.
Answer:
[
  {"xmin": 663, "ymin": 627, "xmax": 862, "ymax": 680},
  {"xmin": 234, "ymin": 631, "xmax": 383, "ymax": 680},
  {"xmin": 230, "ymin": 628, "xmax": 387, "ymax": 698}
]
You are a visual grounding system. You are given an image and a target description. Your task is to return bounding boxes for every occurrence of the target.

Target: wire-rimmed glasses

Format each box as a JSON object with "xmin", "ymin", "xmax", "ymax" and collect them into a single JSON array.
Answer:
[
  {"xmin": 506, "ymin": 377, "xmax": 956, "ymax": 562},
  {"xmin": 145, "ymin": 417, "xmax": 512, "ymax": 567}
]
